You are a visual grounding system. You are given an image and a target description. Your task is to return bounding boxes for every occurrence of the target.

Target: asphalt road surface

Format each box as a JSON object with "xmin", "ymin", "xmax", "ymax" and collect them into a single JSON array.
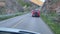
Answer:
[{"xmin": 0, "ymin": 13, "xmax": 54, "ymax": 34}]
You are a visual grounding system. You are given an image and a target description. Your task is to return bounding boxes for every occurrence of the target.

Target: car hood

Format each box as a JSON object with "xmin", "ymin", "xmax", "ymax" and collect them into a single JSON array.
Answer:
[{"xmin": 0, "ymin": 27, "xmax": 40, "ymax": 34}]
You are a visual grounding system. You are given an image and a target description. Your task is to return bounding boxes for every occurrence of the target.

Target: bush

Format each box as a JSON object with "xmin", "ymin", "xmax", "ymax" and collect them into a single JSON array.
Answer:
[
  {"xmin": 0, "ymin": 12, "xmax": 23, "ymax": 21},
  {"xmin": 41, "ymin": 13, "xmax": 60, "ymax": 34}
]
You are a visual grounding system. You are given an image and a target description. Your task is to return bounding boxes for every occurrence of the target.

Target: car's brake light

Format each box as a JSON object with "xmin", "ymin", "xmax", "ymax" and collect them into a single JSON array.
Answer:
[
  {"xmin": 38, "ymin": 11, "xmax": 40, "ymax": 16},
  {"xmin": 32, "ymin": 12, "xmax": 34, "ymax": 15}
]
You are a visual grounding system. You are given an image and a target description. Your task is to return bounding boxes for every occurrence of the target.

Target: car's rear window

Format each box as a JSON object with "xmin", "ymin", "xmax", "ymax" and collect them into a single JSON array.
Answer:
[{"xmin": 34, "ymin": 10, "xmax": 39, "ymax": 12}]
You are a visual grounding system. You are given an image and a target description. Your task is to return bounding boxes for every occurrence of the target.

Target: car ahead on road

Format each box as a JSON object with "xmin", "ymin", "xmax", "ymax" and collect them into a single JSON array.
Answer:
[
  {"xmin": 0, "ymin": 27, "xmax": 40, "ymax": 34},
  {"xmin": 32, "ymin": 9, "xmax": 40, "ymax": 17}
]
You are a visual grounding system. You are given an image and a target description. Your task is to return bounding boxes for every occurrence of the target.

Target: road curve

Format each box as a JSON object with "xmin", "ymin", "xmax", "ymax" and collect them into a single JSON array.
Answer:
[{"xmin": 0, "ymin": 13, "xmax": 54, "ymax": 34}]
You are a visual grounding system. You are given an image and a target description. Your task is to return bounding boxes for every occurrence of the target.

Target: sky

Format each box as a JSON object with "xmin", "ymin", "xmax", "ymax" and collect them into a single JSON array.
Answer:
[{"xmin": 40, "ymin": 0, "xmax": 45, "ymax": 2}]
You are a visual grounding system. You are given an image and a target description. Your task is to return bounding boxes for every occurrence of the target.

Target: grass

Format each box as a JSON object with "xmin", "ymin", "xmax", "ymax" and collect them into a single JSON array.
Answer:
[
  {"xmin": 0, "ymin": 12, "xmax": 28, "ymax": 21},
  {"xmin": 17, "ymin": 0, "xmax": 31, "ymax": 6},
  {"xmin": 40, "ymin": 13, "xmax": 60, "ymax": 34}
]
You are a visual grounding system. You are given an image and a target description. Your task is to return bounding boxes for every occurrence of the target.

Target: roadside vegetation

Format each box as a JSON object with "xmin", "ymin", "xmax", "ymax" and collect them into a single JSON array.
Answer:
[
  {"xmin": 17, "ymin": 0, "xmax": 31, "ymax": 7},
  {"xmin": 41, "ymin": 13, "xmax": 60, "ymax": 34},
  {"xmin": 41, "ymin": 0, "xmax": 60, "ymax": 34},
  {"xmin": 0, "ymin": 12, "xmax": 28, "ymax": 21},
  {"xmin": 0, "ymin": 0, "xmax": 31, "ymax": 21}
]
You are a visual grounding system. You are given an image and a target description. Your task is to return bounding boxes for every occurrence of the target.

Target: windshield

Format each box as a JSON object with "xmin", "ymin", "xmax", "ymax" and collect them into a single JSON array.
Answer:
[{"xmin": 0, "ymin": 0, "xmax": 60, "ymax": 34}]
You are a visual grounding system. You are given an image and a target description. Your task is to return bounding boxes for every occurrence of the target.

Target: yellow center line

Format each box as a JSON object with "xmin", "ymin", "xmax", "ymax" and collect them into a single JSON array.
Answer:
[
  {"xmin": 11, "ymin": 18, "xmax": 25, "ymax": 28},
  {"xmin": 12, "ymin": 20, "xmax": 23, "ymax": 28}
]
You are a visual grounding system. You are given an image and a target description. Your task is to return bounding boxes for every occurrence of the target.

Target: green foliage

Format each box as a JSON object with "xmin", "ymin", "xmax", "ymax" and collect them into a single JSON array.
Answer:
[
  {"xmin": 0, "ymin": 13, "xmax": 19, "ymax": 21},
  {"xmin": 41, "ymin": 13, "xmax": 60, "ymax": 34},
  {"xmin": 0, "ymin": 7, "xmax": 6, "ymax": 15},
  {"xmin": 17, "ymin": 0, "xmax": 31, "ymax": 6},
  {"xmin": 0, "ymin": 12, "xmax": 23, "ymax": 21}
]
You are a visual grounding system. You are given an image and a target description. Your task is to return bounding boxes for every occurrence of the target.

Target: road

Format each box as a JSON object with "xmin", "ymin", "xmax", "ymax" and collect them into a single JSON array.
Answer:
[{"xmin": 0, "ymin": 13, "xmax": 53, "ymax": 34}]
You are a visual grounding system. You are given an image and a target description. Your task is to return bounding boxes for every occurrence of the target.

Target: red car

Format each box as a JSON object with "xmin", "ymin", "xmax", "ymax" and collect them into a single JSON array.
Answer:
[{"xmin": 32, "ymin": 9, "xmax": 40, "ymax": 17}]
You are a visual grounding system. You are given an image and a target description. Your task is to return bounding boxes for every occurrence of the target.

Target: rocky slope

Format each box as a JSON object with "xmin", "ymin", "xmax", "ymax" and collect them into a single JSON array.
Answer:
[
  {"xmin": 41, "ymin": 0, "xmax": 60, "ymax": 23},
  {"xmin": 0, "ymin": 0, "xmax": 24, "ymax": 14},
  {"xmin": 0, "ymin": 0, "xmax": 40, "ymax": 15}
]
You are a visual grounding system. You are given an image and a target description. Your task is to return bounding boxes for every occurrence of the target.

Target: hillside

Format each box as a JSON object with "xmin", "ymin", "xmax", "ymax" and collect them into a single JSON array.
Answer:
[
  {"xmin": 41, "ymin": 0, "xmax": 60, "ymax": 34},
  {"xmin": 17, "ymin": 0, "xmax": 31, "ymax": 6},
  {"xmin": 0, "ymin": 0, "xmax": 24, "ymax": 15},
  {"xmin": 0, "ymin": 0, "xmax": 40, "ymax": 15}
]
